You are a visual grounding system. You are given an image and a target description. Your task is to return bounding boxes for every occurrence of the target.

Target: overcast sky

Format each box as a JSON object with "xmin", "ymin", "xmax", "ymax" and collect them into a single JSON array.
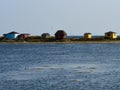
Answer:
[{"xmin": 0, "ymin": 0, "xmax": 120, "ymax": 36}]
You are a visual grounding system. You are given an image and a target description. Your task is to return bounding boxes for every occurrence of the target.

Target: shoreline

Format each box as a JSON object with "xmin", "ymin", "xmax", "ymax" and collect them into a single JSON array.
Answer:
[{"xmin": 1, "ymin": 40, "xmax": 120, "ymax": 44}]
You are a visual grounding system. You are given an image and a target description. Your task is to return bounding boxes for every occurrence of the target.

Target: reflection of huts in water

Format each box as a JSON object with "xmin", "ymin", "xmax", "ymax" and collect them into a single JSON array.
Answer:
[
  {"xmin": 17, "ymin": 33, "xmax": 30, "ymax": 39},
  {"xmin": 84, "ymin": 33, "xmax": 92, "ymax": 39},
  {"xmin": 41, "ymin": 33, "xmax": 50, "ymax": 38},
  {"xmin": 104, "ymin": 31, "xmax": 117, "ymax": 39},
  {"xmin": 3, "ymin": 31, "xmax": 19, "ymax": 39},
  {"xmin": 55, "ymin": 30, "xmax": 67, "ymax": 40}
]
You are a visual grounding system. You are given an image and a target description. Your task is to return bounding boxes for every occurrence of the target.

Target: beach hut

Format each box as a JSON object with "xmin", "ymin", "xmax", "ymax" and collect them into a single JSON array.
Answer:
[
  {"xmin": 84, "ymin": 33, "xmax": 92, "ymax": 39},
  {"xmin": 3, "ymin": 31, "xmax": 20, "ymax": 39},
  {"xmin": 104, "ymin": 31, "xmax": 117, "ymax": 39},
  {"xmin": 41, "ymin": 33, "xmax": 50, "ymax": 38},
  {"xmin": 17, "ymin": 33, "xmax": 30, "ymax": 39},
  {"xmin": 55, "ymin": 30, "xmax": 67, "ymax": 40}
]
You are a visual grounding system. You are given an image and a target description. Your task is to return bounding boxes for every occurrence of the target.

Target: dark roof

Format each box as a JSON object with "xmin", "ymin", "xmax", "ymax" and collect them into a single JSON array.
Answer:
[
  {"xmin": 55, "ymin": 30, "xmax": 67, "ymax": 35},
  {"xmin": 105, "ymin": 31, "xmax": 116, "ymax": 34},
  {"xmin": 8, "ymin": 31, "xmax": 19, "ymax": 34},
  {"xmin": 41, "ymin": 33, "xmax": 50, "ymax": 36},
  {"xmin": 20, "ymin": 33, "xmax": 30, "ymax": 35}
]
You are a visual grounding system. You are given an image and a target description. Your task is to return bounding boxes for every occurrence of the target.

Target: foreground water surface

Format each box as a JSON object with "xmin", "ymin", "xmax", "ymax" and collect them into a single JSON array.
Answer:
[{"xmin": 0, "ymin": 43, "xmax": 120, "ymax": 90}]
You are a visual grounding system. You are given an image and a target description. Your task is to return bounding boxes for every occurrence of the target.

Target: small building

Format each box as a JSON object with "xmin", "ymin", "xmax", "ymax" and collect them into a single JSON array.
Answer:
[
  {"xmin": 41, "ymin": 33, "xmax": 50, "ymax": 38},
  {"xmin": 17, "ymin": 33, "xmax": 30, "ymax": 39},
  {"xmin": 105, "ymin": 31, "xmax": 117, "ymax": 39},
  {"xmin": 55, "ymin": 30, "xmax": 67, "ymax": 40},
  {"xmin": 84, "ymin": 33, "xmax": 92, "ymax": 39},
  {"xmin": 3, "ymin": 31, "xmax": 20, "ymax": 39}
]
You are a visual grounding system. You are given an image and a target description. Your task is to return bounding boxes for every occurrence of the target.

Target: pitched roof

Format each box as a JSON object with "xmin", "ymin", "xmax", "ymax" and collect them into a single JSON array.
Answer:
[
  {"xmin": 105, "ymin": 31, "xmax": 116, "ymax": 34},
  {"xmin": 55, "ymin": 30, "xmax": 67, "ymax": 35},
  {"xmin": 41, "ymin": 33, "xmax": 50, "ymax": 36},
  {"xmin": 20, "ymin": 33, "xmax": 30, "ymax": 35},
  {"xmin": 8, "ymin": 31, "xmax": 19, "ymax": 34}
]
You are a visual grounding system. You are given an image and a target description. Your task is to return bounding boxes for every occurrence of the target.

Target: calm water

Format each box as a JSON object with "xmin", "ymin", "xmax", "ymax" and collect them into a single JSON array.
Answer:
[{"xmin": 0, "ymin": 43, "xmax": 120, "ymax": 90}]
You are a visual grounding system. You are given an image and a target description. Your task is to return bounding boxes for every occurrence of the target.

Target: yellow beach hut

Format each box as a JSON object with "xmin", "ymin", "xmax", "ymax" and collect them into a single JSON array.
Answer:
[
  {"xmin": 104, "ymin": 31, "xmax": 117, "ymax": 39},
  {"xmin": 84, "ymin": 33, "xmax": 92, "ymax": 39}
]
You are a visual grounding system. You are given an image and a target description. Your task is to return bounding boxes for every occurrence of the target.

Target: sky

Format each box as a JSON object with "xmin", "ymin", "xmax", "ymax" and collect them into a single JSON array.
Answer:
[{"xmin": 0, "ymin": 0, "xmax": 120, "ymax": 36}]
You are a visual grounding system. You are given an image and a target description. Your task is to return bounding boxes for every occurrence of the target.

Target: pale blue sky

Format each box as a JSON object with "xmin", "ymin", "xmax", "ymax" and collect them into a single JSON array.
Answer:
[{"xmin": 0, "ymin": 0, "xmax": 120, "ymax": 36}]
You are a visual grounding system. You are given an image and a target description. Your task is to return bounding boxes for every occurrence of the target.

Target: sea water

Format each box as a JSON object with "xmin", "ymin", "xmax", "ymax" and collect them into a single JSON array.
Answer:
[{"xmin": 0, "ymin": 43, "xmax": 120, "ymax": 90}]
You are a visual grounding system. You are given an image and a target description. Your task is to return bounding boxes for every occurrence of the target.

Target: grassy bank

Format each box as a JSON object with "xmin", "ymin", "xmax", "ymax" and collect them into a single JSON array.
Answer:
[{"xmin": 1, "ymin": 36, "xmax": 120, "ymax": 44}]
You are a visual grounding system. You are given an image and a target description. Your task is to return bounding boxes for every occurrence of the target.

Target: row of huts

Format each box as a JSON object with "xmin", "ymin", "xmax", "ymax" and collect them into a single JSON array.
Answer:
[
  {"xmin": 84, "ymin": 31, "xmax": 117, "ymax": 39},
  {"xmin": 2, "ymin": 30, "xmax": 118, "ymax": 40},
  {"xmin": 39, "ymin": 31, "xmax": 118, "ymax": 39},
  {"xmin": 2, "ymin": 30, "xmax": 67, "ymax": 40},
  {"xmin": 3, "ymin": 32, "xmax": 30, "ymax": 39},
  {"xmin": 83, "ymin": 31, "xmax": 117, "ymax": 39},
  {"xmin": 41, "ymin": 30, "xmax": 67, "ymax": 39}
]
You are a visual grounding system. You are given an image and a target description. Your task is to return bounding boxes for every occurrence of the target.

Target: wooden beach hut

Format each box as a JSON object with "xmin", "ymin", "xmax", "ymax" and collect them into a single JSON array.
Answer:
[
  {"xmin": 17, "ymin": 33, "xmax": 30, "ymax": 39},
  {"xmin": 41, "ymin": 33, "xmax": 50, "ymax": 38},
  {"xmin": 55, "ymin": 30, "xmax": 67, "ymax": 40},
  {"xmin": 84, "ymin": 33, "xmax": 92, "ymax": 39},
  {"xmin": 104, "ymin": 31, "xmax": 117, "ymax": 39},
  {"xmin": 3, "ymin": 31, "xmax": 20, "ymax": 39}
]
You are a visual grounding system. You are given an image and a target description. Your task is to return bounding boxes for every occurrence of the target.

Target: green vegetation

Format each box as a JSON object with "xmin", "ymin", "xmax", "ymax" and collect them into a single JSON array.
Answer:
[{"xmin": 1, "ymin": 35, "xmax": 120, "ymax": 43}]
